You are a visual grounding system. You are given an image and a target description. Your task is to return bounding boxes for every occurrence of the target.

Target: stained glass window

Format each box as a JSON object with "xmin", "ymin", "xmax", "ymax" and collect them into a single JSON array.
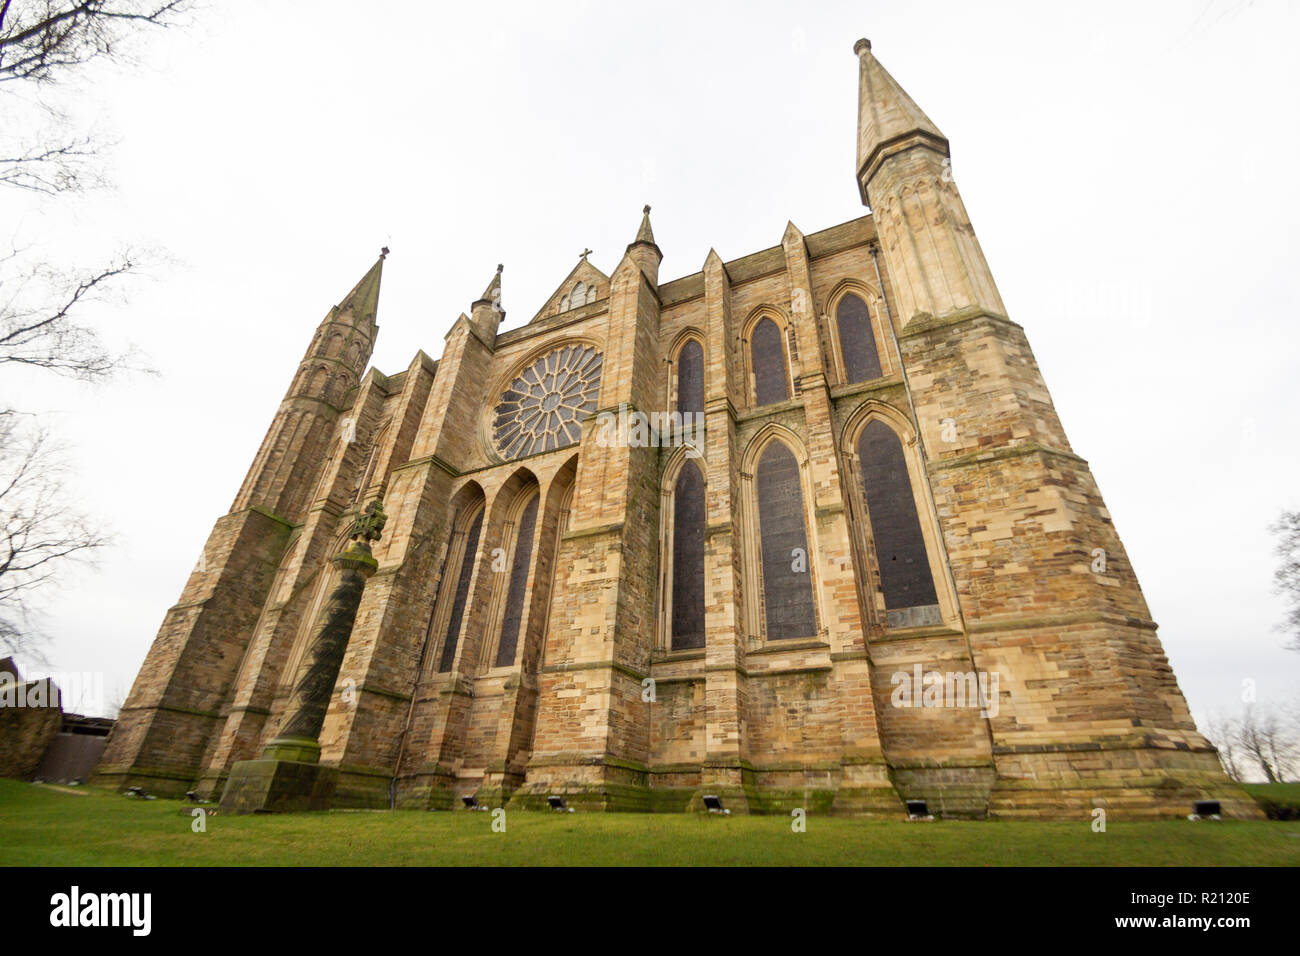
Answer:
[
  {"xmin": 670, "ymin": 461, "xmax": 706, "ymax": 650},
  {"xmin": 756, "ymin": 442, "xmax": 817, "ymax": 640},
  {"xmin": 837, "ymin": 294, "xmax": 883, "ymax": 383},
  {"xmin": 751, "ymin": 318, "xmax": 789, "ymax": 406},
  {"xmin": 437, "ymin": 507, "xmax": 484, "ymax": 672},
  {"xmin": 858, "ymin": 420, "xmax": 938, "ymax": 610},
  {"xmin": 494, "ymin": 493, "xmax": 540, "ymax": 668},
  {"xmin": 492, "ymin": 345, "xmax": 602, "ymax": 460},
  {"xmin": 676, "ymin": 339, "xmax": 704, "ymax": 416}
]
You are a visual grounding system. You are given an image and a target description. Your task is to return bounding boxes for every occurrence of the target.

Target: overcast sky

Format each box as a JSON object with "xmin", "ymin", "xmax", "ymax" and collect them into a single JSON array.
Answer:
[{"xmin": 6, "ymin": 0, "xmax": 1298, "ymax": 734}]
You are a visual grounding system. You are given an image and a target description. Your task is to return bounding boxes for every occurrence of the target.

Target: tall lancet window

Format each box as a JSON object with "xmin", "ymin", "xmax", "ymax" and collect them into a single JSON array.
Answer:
[
  {"xmin": 494, "ymin": 492, "xmax": 540, "ymax": 668},
  {"xmin": 837, "ymin": 294, "xmax": 883, "ymax": 383},
  {"xmin": 437, "ymin": 506, "xmax": 485, "ymax": 672},
  {"xmin": 669, "ymin": 459, "xmax": 706, "ymax": 650},
  {"xmin": 756, "ymin": 442, "xmax": 817, "ymax": 640},
  {"xmin": 676, "ymin": 339, "xmax": 705, "ymax": 416},
  {"xmin": 858, "ymin": 420, "xmax": 938, "ymax": 611},
  {"xmin": 750, "ymin": 317, "xmax": 789, "ymax": 406}
]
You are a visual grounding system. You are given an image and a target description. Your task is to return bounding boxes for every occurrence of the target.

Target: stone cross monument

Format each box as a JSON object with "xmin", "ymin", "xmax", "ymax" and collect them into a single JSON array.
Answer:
[{"xmin": 219, "ymin": 500, "xmax": 387, "ymax": 813}]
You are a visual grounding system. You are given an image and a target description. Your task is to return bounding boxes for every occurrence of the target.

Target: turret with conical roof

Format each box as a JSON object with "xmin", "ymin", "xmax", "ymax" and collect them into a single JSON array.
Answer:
[
  {"xmin": 853, "ymin": 40, "xmax": 1004, "ymax": 327},
  {"xmin": 98, "ymin": 249, "xmax": 389, "ymax": 800},
  {"xmin": 471, "ymin": 263, "xmax": 505, "ymax": 338},
  {"xmin": 233, "ymin": 250, "xmax": 386, "ymax": 520},
  {"xmin": 624, "ymin": 204, "xmax": 662, "ymax": 286},
  {"xmin": 291, "ymin": 249, "xmax": 385, "ymax": 398},
  {"xmin": 853, "ymin": 37, "xmax": 949, "ymax": 206}
]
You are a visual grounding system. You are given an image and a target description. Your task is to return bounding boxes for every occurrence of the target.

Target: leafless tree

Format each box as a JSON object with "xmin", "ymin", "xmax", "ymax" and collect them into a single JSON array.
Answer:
[
  {"xmin": 1204, "ymin": 703, "xmax": 1300, "ymax": 783},
  {"xmin": 0, "ymin": 2, "xmax": 191, "ymax": 655},
  {"xmin": 1, "ymin": 2, "xmax": 190, "ymax": 379},
  {"xmin": 1271, "ymin": 510, "xmax": 1300, "ymax": 653},
  {"xmin": 0, "ymin": 411, "xmax": 108, "ymax": 658},
  {"xmin": 1, "ymin": 2, "xmax": 191, "ymax": 193},
  {"xmin": 1237, "ymin": 704, "xmax": 1298, "ymax": 783},
  {"xmin": 1204, "ymin": 711, "xmax": 1244, "ymax": 782},
  {"xmin": 0, "ymin": 246, "xmax": 147, "ymax": 380},
  {"xmin": 0, "ymin": 1, "xmax": 189, "ymax": 85}
]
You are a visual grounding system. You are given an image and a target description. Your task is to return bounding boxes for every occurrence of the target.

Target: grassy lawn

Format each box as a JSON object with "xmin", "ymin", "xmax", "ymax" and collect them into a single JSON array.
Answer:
[
  {"xmin": 1241, "ymin": 782, "xmax": 1300, "ymax": 820},
  {"xmin": 2, "ymin": 778, "xmax": 1298, "ymax": 866}
]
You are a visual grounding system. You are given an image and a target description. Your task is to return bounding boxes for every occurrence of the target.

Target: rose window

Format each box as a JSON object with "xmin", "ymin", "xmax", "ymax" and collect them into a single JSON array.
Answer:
[{"xmin": 491, "ymin": 345, "xmax": 602, "ymax": 459}]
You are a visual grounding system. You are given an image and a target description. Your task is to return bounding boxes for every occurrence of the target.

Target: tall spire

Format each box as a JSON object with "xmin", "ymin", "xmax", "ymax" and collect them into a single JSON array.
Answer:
[
  {"xmin": 336, "ymin": 248, "xmax": 387, "ymax": 326},
  {"xmin": 852, "ymin": 39, "xmax": 1005, "ymax": 327},
  {"xmin": 854, "ymin": 38, "xmax": 949, "ymax": 205}
]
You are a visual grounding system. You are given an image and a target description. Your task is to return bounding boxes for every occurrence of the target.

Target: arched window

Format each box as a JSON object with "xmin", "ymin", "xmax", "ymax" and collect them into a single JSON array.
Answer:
[
  {"xmin": 755, "ymin": 442, "xmax": 817, "ymax": 640},
  {"xmin": 280, "ymin": 528, "xmax": 350, "ymax": 689},
  {"xmin": 354, "ymin": 419, "xmax": 391, "ymax": 503},
  {"xmin": 676, "ymin": 338, "xmax": 704, "ymax": 416},
  {"xmin": 750, "ymin": 317, "xmax": 789, "ymax": 406},
  {"xmin": 837, "ymin": 294, "xmax": 883, "ymax": 383},
  {"xmin": 669, "ymin": 459, "xmax": 706, "ymax": 650},
  {"xmin": 437, "ymin": 505, "xmax": 485, "ymax": 672},
  {"xmin": 494, "ymin": 492, "xmax": 540, "ymax": 668},
  {"xmin": 572, "ymin": 281, "xmax": 587, "ymax": 307},
  {"xmin": 858, "ymin": 420, "xmax": 938, "ymax": 611}
]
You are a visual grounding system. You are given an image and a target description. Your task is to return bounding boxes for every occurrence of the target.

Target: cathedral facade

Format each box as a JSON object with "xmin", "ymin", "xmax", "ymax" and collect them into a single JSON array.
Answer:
[{"xmin": 95, "ymin": 40, "xmax": 1252, "ymax": 817}]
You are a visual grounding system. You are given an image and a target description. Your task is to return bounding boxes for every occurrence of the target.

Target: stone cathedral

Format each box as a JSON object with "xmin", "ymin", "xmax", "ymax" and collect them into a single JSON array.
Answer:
[{"xmin": 95, "ymin": 40, "xmax": 1252, "ymax": 818}]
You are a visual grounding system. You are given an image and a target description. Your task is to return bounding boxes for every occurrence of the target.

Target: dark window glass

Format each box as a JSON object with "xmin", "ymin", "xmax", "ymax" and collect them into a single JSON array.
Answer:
[
  {"xmin": 756, "ymin": 442, "xmax": 817, "ymax": 640},
  {"xmin": 670, "ymin": 461, "xmax": 707, "ymax": 650},
  {"xmin": 494, "ymin": 493, "xmax": 540, "ymax": 668},
  {"xmin": 750, "ymin": 318, "xmax": 789, "ymax": 406},
  {"xmin": 438, "ymin": 507, "xmax": 484, "ymax": 672},
  {"xmin": 676, "ymin": 339, "xmax": 705, "ymax": 416},
  {"xmin": 858, "ymin": 420, "xmax": 938, "ymax": 610},
  {"xmin": 837, "ymin": 294, "xmax": 883, "ymax": 383}
]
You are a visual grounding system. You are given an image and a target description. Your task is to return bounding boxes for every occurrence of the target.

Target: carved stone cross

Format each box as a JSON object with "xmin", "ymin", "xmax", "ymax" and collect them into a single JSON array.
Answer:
[{"xmin": 350, "ymin": 499, "xmax": 387, "ymax": 544}]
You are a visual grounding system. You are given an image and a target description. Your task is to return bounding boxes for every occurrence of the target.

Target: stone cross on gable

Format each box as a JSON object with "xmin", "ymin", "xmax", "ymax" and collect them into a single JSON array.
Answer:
[
  {"xmin": 350, "ymin": 499, "xmax": 388, "ymax": 544},
  {"xmin": 580, "ymin": 248, "xmax": 593, "ymax": 260}
]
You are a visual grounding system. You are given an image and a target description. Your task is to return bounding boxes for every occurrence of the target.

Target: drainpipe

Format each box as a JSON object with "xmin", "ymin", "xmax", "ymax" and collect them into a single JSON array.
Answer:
[{"xmin": 389, "ymin": 533, "xmax": 447, "ymax": 810}]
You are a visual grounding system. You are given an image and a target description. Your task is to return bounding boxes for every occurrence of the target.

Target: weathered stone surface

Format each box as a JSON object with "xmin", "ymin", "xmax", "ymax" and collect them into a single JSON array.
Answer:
[
  {"xmin": 98, "ymin": 42, "xmax": 1255, "ymax": 820},
  {"xmin": 0, "ymin": 661, "xmax": 63, "ymax": 780}
]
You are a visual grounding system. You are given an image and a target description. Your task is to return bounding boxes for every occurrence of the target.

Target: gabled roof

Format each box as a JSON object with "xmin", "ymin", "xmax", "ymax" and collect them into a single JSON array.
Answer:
[{"xmin": 528, "ymin": 256, "xmax": 611, "ymax": 325}]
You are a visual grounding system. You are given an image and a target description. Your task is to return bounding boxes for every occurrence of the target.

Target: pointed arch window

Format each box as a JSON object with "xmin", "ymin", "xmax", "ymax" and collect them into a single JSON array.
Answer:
[
  {"xmin": 750, "ymin": 317, "xmax": 790, "ymax": 406},
  {"xmin": 494, "ymin": 492, "xmax": 540, "ymax": 668},
  {"xmin": 858, "ymin": 420, "xmax": 938, "ymax": 613},
  {"xmin": 676, "ymin": 338, "xmax": 705, "ymax": 416},
  {"xmin": 280, "ymin": 528, "xmax": 349, "ymax": 689},
  {"xmin": 755, "ymin": 442, "xmax": 817, "ymax": 640},
  {"xmin": 837, "ymin": 294, "xmax": 883, "ymax": 384},
  {"xmin": 353, "ymin": 419, "xmax": 392, "ymax": 503},
  {"xmin": 437, "ymin": 506, "xmax": 485, "ymax": 672},
  {"xmin": 667, "ymin": 459, "xmax": 706, "ymax": 650}
]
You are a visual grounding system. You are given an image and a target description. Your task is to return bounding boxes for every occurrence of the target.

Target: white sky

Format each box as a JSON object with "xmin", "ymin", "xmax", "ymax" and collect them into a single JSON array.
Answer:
[{"xmin": 6, "ymin": 0, "xmax": 1298, "ymax": 734}]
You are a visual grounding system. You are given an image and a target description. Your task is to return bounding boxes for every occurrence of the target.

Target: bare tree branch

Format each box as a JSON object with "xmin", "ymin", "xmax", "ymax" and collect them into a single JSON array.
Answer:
[
  {"xmin": 0, "ymin": 132, "xmax": 101, "ymax": 193},
  {"xmin": 0, "ymin": 1, "xmax": 190, "ymax": 86},
  {"xmin": 1203, "ymin": 711, "xmax": 1243, "ymax": 782},
  {"xmin": 0, "ymin": 411, "xmax": 109, "ymax": 658},
  {"xmin": 1271, "ymin": 510, "xmax": 1300, "ymax": 653},
  {"xmin": 1236, "ymin": 703, "xmax": 1299, "ymax": 783},
  {"xmin": 0, "ymin": 248, "xmax": 154, "ymax": 381}
]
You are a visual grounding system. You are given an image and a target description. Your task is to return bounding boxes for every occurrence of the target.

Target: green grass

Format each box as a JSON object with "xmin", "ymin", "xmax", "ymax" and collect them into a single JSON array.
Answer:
[
  {"xmin": 2, "ymin": 779, "xmax": 1297, "ymax": 866},
  {"xmin": 1241, "ymin": 782, "xmax": 1300, "ymax": 820}
]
